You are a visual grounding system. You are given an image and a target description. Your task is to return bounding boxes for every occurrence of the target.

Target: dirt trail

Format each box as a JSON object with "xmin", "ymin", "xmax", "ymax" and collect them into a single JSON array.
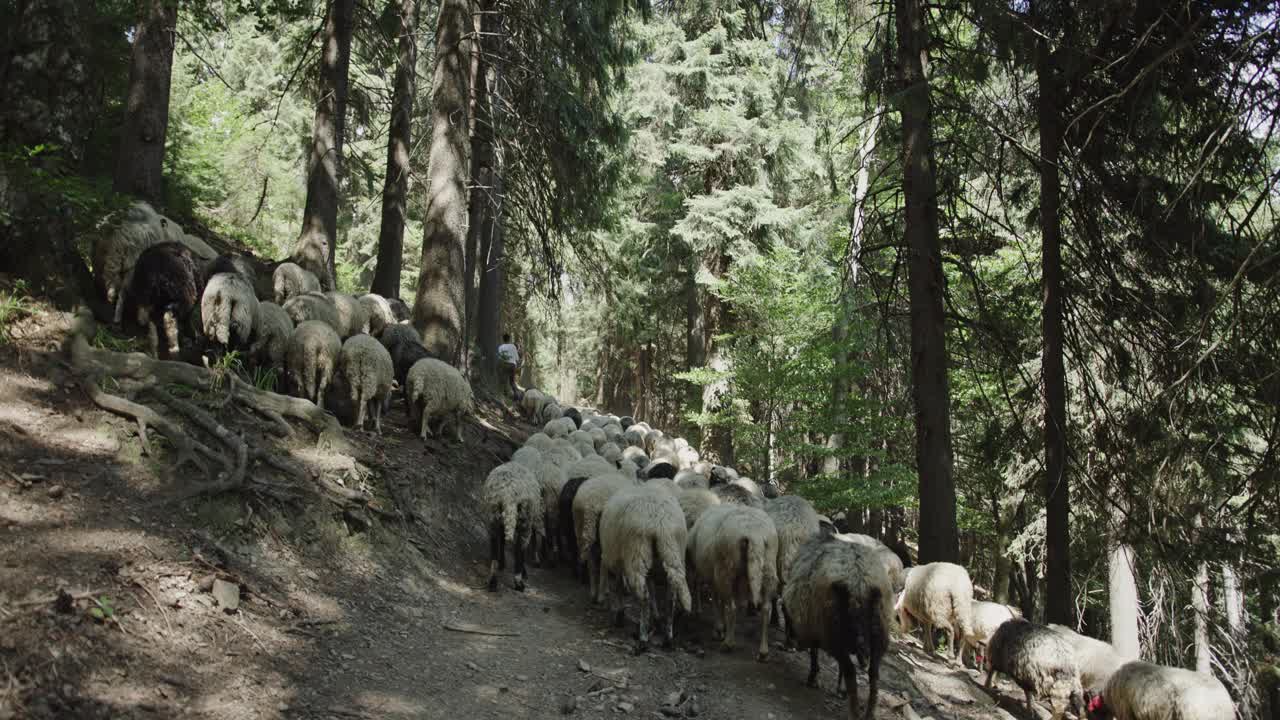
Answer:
[{"xmin": 0, "ymin": 308, "xmax": 1029, "ymax": 720}]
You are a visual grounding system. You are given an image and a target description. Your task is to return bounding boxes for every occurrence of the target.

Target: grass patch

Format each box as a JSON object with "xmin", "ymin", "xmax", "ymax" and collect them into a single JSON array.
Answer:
[
  {"xmin": 0, "ymin": 280, "xmax": 33, "ymax": 345},
  {"xmin": 93, "ymin": 325, "xmax": 140, "ymax": 354}
]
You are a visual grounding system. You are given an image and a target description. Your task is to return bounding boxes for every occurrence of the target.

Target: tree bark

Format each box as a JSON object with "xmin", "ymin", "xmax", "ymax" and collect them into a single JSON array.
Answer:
[
  {"xmin": 463, "ymin": 1, "xmax": 486, "ymax": 355},
  {"xmin": 1223, "ymin": 563, "xmax": 1243, "ymax": 632},
  {"xmin": 825, "ymin": 106, "xmax": 882, "ymax": 478},
  {"xmin": 895, "ymin": 0, "xmax": 957, "ymax": 564},
  {"xmin": 412, "ymin": 0, "xmax": 472, "ymax": 362},
  {"xmin": 370, "ymin": 0, "xmax": 419, "ymax": 300},
  {"xmin": 293, "ymin": 0, "xmax": 355, "ymax": 291},
  {"xmin": 473, "ymin": 2, "xmax": 505, "ymax": 385},
  {"xmin": 685, "ymin": 268, "xmax": 706, "ymax": 442},
  {"xmin": 1193, "ymin": 558, "xmax": 1212, "ymax": 673},
  {"xmin": 1107, "ymin": 542, "xmax": 1141, "ymax": 660},
  {"xmin": 112, "ymin": 0, "xmax": 177, "ymax": 204},
  {"xmin": 1035, "ymin": 7, "xmax": 1072, "ymax": 626},
  {"xmin": 701, "ymin": 249, "xmax": 734, "ymax": 465}
]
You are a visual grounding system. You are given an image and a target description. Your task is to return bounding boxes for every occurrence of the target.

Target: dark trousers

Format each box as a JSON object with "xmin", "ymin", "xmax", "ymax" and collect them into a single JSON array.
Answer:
[{"xmin": 500, "ymin": 361, "xmax": 518, "ymax": 397}]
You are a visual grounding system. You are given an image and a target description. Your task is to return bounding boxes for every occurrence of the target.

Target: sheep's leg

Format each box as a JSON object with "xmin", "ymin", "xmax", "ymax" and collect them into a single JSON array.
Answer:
[
  {"xmin": 923, "ymin": 622, "xmax": 936, "ymax": 653},
  {"xmin": 865, "ymin": 649, "xmax": 880, "ymax": 720},
  {"xmin": 720, "ymin": 597, "xmax": 737, "ymax": 652},
  {"xmin": 756, "ymin": 596, "xmax": 772, "ymax": 662},
  {"xmin": 608, "ymin": 574, "xmax": 626, "ymax": 628},
  {"xmin": 512, "ymin": 533, "xmax": 527, "ymax": 592},
  {"xmin": 497, "ymin": 531, "xmax": 506, "ymax": 571},
  {"xmin": 487, "ymin": 521, "xmax": 502, "ymax": 592},
  {"xmin": 983, "ymin": 667, "xmax": 995, "ymax": 690},
  {"xmin": 636, "ymin": 577, "xmax": 653, "ymax": 654},
  {"xmin": 836, "ymin": 653, "xmax": 859, "ymax": 720},
  {"xmin": 542, "ymin": 515, "xmax": 557, "ymax": 569},
  {"xmin": 420, "ymin": 408, "xmax": 431, "ymax": 439},
  {"xmin": 588, "ymin": 549, "xmax": 602, "ymax": 604},
  {"xmin": 454, "ymin": 413, "xmax": 464, "ymax": 443},
  {"xmin": 1024, "ymin": 690, "xmax": 1035, "ymax": 717},
  {"xmin": 355, "ymin": 390, "xmax": 367, "ymax": 430},
  {"xmin": 782, "ymin": 604, "xmax": 797, "ymax": 651},
  {"xmin": 806, "ymin": 648, "xmax": 821, "ymax": 688},
  {"xmin": 372, "ymin": 399, "xmax": 382, "ymax": 435},
  {"xmin": 660, "ymin": 581, "xmax": 676, "ymax": 649},
  {"xmin": 948, "ymin": 626, "xmax": 959, "ymax": 660}
]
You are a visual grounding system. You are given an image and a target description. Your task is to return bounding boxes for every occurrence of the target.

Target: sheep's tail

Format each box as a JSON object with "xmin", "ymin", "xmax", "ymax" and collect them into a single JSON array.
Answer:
[
  {"xmin": 741, "ymin": 536, "xmax": 766, "ymax": 609},
  {"xmin": 952, "ymin": 588, "xmax": 973, "ymax": 641},
  {"xmin": 578, "ymin": 511, "xmax": 600, "ymax": 563},
  {"xmin": 655, "ymin": 533, "xmax": 692, "ymax": 613},
  {"xmin": 500, "ymin": 496, "xmax": 518, "ymax": 545}
]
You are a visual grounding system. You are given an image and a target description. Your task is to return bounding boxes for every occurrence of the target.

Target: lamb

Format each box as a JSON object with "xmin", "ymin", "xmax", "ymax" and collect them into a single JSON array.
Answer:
[
  {"xmin": 897, "ymin": 562, "xmax": 974, "ymax": 659},
  {"xmin": 765, "ymin": 495, "xmax": 821, "ymax": 646},
  {"xmin": 272, "ymin": 262, "xmax": 321, "ymax": 304},
  {"xmin": 677, "ymin": 447, "xmax": 700, "ymax": 469},
  {"xmin": 557, "ymin": 455, "xmax": 619, "ymax": 571},
  {"xmin": 324, "ymin": 291, "xmax": 370, "ymax": 338},
  {"xmin": 572, "ymin": 471, "xmax": 636, "ymax": 603},
  {"xmin": 358, "ymin": 293, "xmax": 396, "ymax": 336},
  {"xmin": 481, "ymin": 462, "xmax": 544, "ymax": 592},
  {"xmin": 587, "ymin": 426, "xmax": 608, "ymax": 449},
  {"xmin": 984, "ymin": 619, "xmax": 1085, "ymax": 720},
  {"xmin": 599, "ymin": 483, "xmax": 693, "ymax": 653},
  {"xmin": 1048, "ymin": 624, "xmax": 1124, "ymax": 697},
  {"xmin": 617, "ymin": 459, "xmax": 640, "ymax": 481},
  {"xmin": 201, "ymin": 271, "xmax": 259, "ymax": 354},
  {"xmin": 283, "ymin": 292, "xmax": 342, "ymax": 333},
  {"xmin": 404, "ymin": 357, "xmax": 473, "ymax": 443},
  {"xmin": 96, "ymin": 201, "xmax": 169, "ymax": 323},
  {"xmin": 1086, "ymin": 660, "xmax": 1235, "ymax": 720},
  {"xmin": 962, "ymin": 601, "xmax": 1019, "ymax": 670},
  {"xmin": 618, "ymin": 415, "xmax": 635, "ymax": 429},
  {"xmin": 121, "ymin": 242, "xmax": 202, "ymax": 360},
  {"xmin": 285, "ymin": 320, "xmax": 342, "ymax": 410},
  {"xmin": 249, "ymin": 301, "xmax": 294, "ymax": 369},
  {"xmin": 568, "ymin": 430, "xmax": 597, "ymax": 457},
  {"xmin": 687, "ymin": 503, "xmax": 779, "ymax": 660},
  {"xmin": 544, "ymin": 416, "xmax": 576, "ymax": 439},
  {"xmin": 338, "ymin": 334, "xmax": 394, "ymax": 433},
  {"xmin": 512, "ymin": 445, "xmax": 544, "ymax": 471},
  {"xmin": 783, "ymin": 537, "xmax": 894, "ymax": 720},
  {"xmin": 713, "ymin": 482, "xmax": 764, "ymax": 509},
  {"xmin": 833, "ymin": 534, "xmax": 907, "ymax": 593}
]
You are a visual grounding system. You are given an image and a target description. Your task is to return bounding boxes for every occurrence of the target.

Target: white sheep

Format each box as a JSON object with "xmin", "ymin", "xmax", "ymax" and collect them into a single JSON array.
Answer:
[
  {"xmin": 962, "ymin": 601, "xmax": 1018, "ymax": 670},
  {"xmin": 283, "ymin": 291, "xmax": 342, "ymax": 334},
  {"xmin": 534, "ymin": 458, "xmax": 569, "ymax": 568},
  {"xmin": 675, "ymin": 469, "xmax": 709, "ymax": 489},
  {"xmin": 623, "ymin": 426, "xmax": 647, "ymax": 449},
  {"xmin": 898, "ymin": 561, "xmax": 974, "ymax": 659},
  {"xmin": 543, "ymin": 440, "xmax": 583, "ymax": 469},
  {"xmin": 598, "ymin": 441, "xmax": 623, "ymax": 465},
  {"xmin": 833, "ymin": 533, "xmax": 906, "ymax": 594},
  {"xmin": 677, "ymin": 487, "xmax": 721, "ymax": 530},
  {"xmin": 599, "ymin": 483, "xmax": 693, "ymax": 653},
  {"xmin": 783, "ymin": 536, "xmax": 895, "ymax": 720},
  {"xmin": 520, "ymin": 388, "xmax": 547, "ymax": 420},
  {"xmin": 285, "ymin": 320, "xmax": 342, "ymax": 410},
  {"xmin": 621, "ymin": 446, "xmax": 649, "ymax": 468},
  {"xmin": 567, "ymin": 455, "xmax": 616, "ymax": 482},
  {"xmin": 201, "ymin": 272, "xmax": 259, "ymax": 352},
  {"xmin": 178, "ymin": 232, "xmax": 217, "ymax": 262},
  {"xmin": 338, "ymin": 334, "xmax": 394, "ymax": 433},
  {"xmin": 96, "ymin": 201, "xmax": 169, "ymax": 323},
  {"xmin": 688, "ymin": 503, "xmax": 779, "ymax": 660},
  {"xmin": 523, "ymin": 432, "xmax": 555, "ymax": 453},
  {"xmin": 481, "ymin": 462, "xmax": 544, "ymax": 592},
  {"xmin": 249, "ymin": 301, "xmax": 293, "ymax": 369},
  {"xmin": 273, "ymin": 262, "xmax": 321, "ymax": 304},
  {"xmin": 358, "ymin": 293, "xmax": 396, "ymax": 337},
  {"xmin": 539, "ymin": 401, "xmax": 565, "ymax": 426},
  {"xmin": 544, "ymin": 416, "xmax": 576, "ymax": 439},
  {"xmin": 1048, "ymin": 624, "xmax": 1124, "ymax": 697},
  {"xmin": 324, "ymin": 291, "xmax": 370, "ymax": 338},
  {"xmin": 677, "ymin": 447, "xmax": 700, "ymax": 469},
  {"xmin": 404, "ymin": 358, "xmax": 473, "ymax": 443},
  {"xmin": 1088, "ymin": 660, "xmax": 1235, "ymax": 720},
  {"xmin": 572, "ymin": 471, "xmax": 636, "ymax": 604},
  {"xmin": 713, "ymin": 481, "xmax": 764, "ymax": 509},
  {"xmin": 765, "ymin": 495, "xmax": 821, "ymax": 646},
  {"xmin": 984, "ymin": 619, "xmax": 1084, "ymax": 720},
  {"xmin": 512, "ymin": 445, "xmax": 543, "ymax": 471}
]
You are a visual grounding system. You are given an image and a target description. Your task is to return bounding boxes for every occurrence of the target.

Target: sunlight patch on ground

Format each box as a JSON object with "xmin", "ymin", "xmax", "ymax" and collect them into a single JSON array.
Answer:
[{"xmin": 348, "ymin": 690, "xmax": 432, "ymax": 717}]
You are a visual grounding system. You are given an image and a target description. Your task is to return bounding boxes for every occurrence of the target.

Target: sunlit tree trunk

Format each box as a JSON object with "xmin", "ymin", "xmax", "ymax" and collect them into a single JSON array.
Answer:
[
  {"xmin": 472, "ymin": 2, "xmax": 504, "ymax": 385},
  {"xmin": 895, "ymin": 0, "xmax": 957, "ymax": 563},
  {"xmin": 371, "ymin": 0, "xmax": 419, "ymax": 299},
  {"xmin": 463, "ymin": 0, "xmax": 487, "ymax": 357},
  {"xmin": 294, "ymin": 0, "xmax": 355, "ymax": 291},
  {"xmin": 413, "ymin": 0, "xmax": 472, "ymax": 361},
  {"xmin": 113, "ymin": 0, "xmax": 177, "ymax": 204},
  {"xmin": 1194, "ymin": 555, "xmax": 1212, "ymax": 673}
]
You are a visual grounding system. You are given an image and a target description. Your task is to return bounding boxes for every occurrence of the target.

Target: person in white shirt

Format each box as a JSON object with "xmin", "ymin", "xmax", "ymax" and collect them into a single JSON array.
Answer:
[{"xmin": 496, "ymin": 334, "xmax": 520, "ymax": 397}]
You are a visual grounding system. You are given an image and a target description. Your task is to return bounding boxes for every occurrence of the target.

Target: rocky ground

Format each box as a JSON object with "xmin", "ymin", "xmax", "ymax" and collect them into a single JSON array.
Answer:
[{"xmin": 0, "ymin": 300, "xmax": 1038, "ymax": 720}]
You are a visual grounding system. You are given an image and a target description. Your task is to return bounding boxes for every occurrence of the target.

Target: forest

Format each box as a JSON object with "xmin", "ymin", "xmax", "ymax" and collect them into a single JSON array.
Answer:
[{"xmin": 1, "ymin": 0, "xmax": 1278, "ymax": 717}]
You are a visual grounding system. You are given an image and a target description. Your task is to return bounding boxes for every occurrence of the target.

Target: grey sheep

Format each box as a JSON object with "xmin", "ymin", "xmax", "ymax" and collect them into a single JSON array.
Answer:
[
  {"xmin": 833, "ymin": 533, "xmax": 907, "ymax": 594},
  {"xmin": 273, "ymin": 262, "xmax": 320, "ymax": 304},
  {"xmin": 358, "ymin": 293, "xmax": 396, "ymax": 336},
  {"xmin": 378, "ymin": 322, "xmax": 421, "ymax": 351},
  {"xmin": 765, "ymin": 495, "xmax": 822, "ymax": 646},
  {"xmin": 963, "ymin": 601, "xmax": 1019, "ymax": 670},
  {"xmin": 512, "ymin": 445, "xmax": 543, "ymax": 471},
  {"xmin": 481, "ymin": 462, "xmax": 544, "ymax": 592},
  {"xmin": 898, "ymin": 562, "xmax": 974, "ymax": 659},
  {"xmin": 523, "ymin": 432, "xmax": 555, "ymax": 453},
  {"xmin": 286, "ymin": 320, "xmax": 342, "ymax": 410},
  {"xmin": 1087, "ymin": 660, "xmax": 1234, "ymax": 720},
  {"xmin": 687, "ymin": 503, "xmax": 779, "ymax": 660},
  {"xmin": 783, "ymin": 537, "xmax": 894, "ymax": 720},
  {"xmin": 542, "ymin": 440, "xmax": 582, "ymax": 469},
  {"xmin": 201, "ymin": 272, "xmax": 259, "ymax": 353},
  {"xmin": 283, "ymin": 292, "xmax": 342, "ymax": 334},
  {"xmin": 675, "ymin": 469, "xmax": 709, "ymax": 489},
  {"xmin": 338, "ymin": 334, "xmax": 394, "ymax": 434},
  {"xmin": 324, "ymin": 291, "xmax": 370, "ymax": 338},
  {"xmin": 544, "ymin": 416, "xmax": 576, "ymax": 439},
  {"xmin": 984, "ymin": 619, "xmax": 1084, "ymax": 720},
  {"xmin": 599, "ymin": 482, "xmax": 693, "ymax": 653},
  {"xmin": 404, "ymin": 357, "xmax": 473, "ymax": 443},
  {"xmin": 713, "ymin": 481, "xmax": 764, "ymax": 509},
  {"xmin": 572, "ymin": 471, "xmax": 636, "ymax": 604},
  {"xmin": 1049, "ymin": 624, "xmax": 1124, "ymax": 698},
  {"xmin": 387, "ymin": 297, "xmax": 411, "ymax": 321},
  {"xmin": 95, "ymin": 201, "xmax": 171, "ymax": 323},
  {"xmin": 249, "ymin": 301, "xmax": 294, "ymax": 369},
  {"xmin": 533, "ymin": 458, "xmax": 569, "ymax": 568}
]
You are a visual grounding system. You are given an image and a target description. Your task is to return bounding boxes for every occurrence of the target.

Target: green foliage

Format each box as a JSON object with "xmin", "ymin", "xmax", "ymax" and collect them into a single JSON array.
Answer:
[{"xmin": 0, "ymin": 280, "xmax": 33, "ymax": 345}]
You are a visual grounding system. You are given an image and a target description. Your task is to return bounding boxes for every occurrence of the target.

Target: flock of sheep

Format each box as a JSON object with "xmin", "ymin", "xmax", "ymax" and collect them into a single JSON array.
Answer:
[
  {"xmin": 94, "ymin": 201, "xmax": 474, "ymax": 437},
  {"xmin": 483, "ymin": 398, "xmax": 1239, "ymax": 720},
  {"xmin": 96, "ymin": 202, "xmax": 1238, "ymax": 720}
]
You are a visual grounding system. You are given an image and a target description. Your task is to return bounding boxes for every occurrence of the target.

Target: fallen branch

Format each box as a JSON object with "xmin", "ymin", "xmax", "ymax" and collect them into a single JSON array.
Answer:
[
  {"xmin": 151, "ymin": 388, "xmax": 248, "ymax": 491},
  {"xmin": 73, "ymin": 374, "xmax": 217, "ymax": 477},
  {"xmin": 442, "ymin": 621, "xmax": 521, "ymax": 637}
]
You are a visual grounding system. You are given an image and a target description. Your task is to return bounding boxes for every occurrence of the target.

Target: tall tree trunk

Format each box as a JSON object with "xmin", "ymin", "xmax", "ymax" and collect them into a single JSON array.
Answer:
[
  {"xmin": 685, "ymin": 268, "xmax": 706, "ymax": 442},
  {"xmin": 1222, "ymin": 563, "xmax": 1243, "ymax": 632},
  {"xmin": 701, "ymin": 249, "xmax": 734, "ymax": 465},
  {"xmin": 1108, "ymin": 505, "xmax": 1142, "ymax": 660},
  {"xmin": 412, "ymin": 0, "xmax": 471, "ymax": 362},
  {"xmin": 293, "ymin": 0, "xmax": 355, "ymax": 291},
  {"xmin": 1036, "ymin": 7, "xmax": 1072, "ymax": 626},
  {"xmin": 473, "ymin": 4, "xmax": 504, "ymax": 385},
  {"xmin": 1193, "ymin": 558, "xmax": 1212, "ymax": 673},
  {"xmin": 825, "ymin": 106, "xmax": 882, "ymax": 477},
  {"xmin": 463, "ymin": 1, "xmax": 486, "ymax": 356},
  {"xmin": 112, "ymin": 0, "xmax": 177, "ymax": 204},
  {"xmin": 895, "ymin": 0, "xmax": 957, "ymax": 563},
  {"xmin": 370, "ymin": 0, "xmax": 419, "ymax": 299}
]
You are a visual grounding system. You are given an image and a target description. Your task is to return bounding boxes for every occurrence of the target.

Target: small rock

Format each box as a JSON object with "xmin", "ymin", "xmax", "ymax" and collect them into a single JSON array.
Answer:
[
  {"xmin": 660, "ymin": 708, "xmax": 682, "ymax": 718},
  {"xmin": 560, "ymin": 696, "xmax": 579, "ymax": 715},
  {"xmin": 577, "ymin": 659, "xmax": 591, "ymax": 673},
  {"xmin": 128, "ymin": 515, "xmax": 142, "ymax": 524},
  {"xmin": 616, "ymin": 701, "xmax": 634, "ymax": 713},
  {"xmin": 210, "ymin": 579, "xmax": 240, "ymax": 612},
  {"xmin": 685, "ymin": 698, "xmax": 701, "ymax": 717},
  {"xmin": 466, "ymin": 661, "xmax": 480, "ymax": 672},
  {"xmin": 664, "ymin": 690, "xmax": 686, "ymax": 707},
  {"xmin": 515, "ymin": 674, "xmax": 529, "ymax": 682},
  {"xmin": 341, "ymin": 653, "xmax": 355, "ymax": 661},
  {"xmin": 46, "ymin": 485, "xmax": 65, "ymax": 499}
]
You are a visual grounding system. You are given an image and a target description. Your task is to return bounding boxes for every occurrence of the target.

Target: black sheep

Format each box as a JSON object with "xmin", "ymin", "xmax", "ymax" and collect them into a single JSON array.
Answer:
[{"xmin": 123, "ymin": 242, "xmax": 202, "ymax": 360}]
